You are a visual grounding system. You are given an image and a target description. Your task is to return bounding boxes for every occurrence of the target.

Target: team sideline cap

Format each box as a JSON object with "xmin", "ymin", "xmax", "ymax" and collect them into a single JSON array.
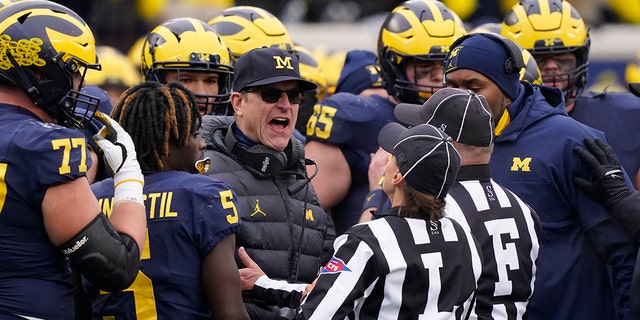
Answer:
[
  {"xmin": 378, "ymin": 122, "xmax": 460, "ymax": 199},
  {"xmin": 630, "ymin": 83, "xmax": 640, "ymax": 97},
  {"xmin": 232, "ymin": 47, "xmax": 317, "ymax": 92},
  {"xmin": 395, "ymin": 88, "xmax": 494, "ymax": 147},
  {"xmin": 445, "ymin": 34, "xmax": 520, "ymax": 100}
]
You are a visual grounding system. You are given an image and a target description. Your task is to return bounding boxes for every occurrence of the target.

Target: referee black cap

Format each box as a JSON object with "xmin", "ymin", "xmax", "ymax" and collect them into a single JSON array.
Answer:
[
  {"xmin": 378, "ymin": 122, "xmax": 460, "ymax": 199},
  {"xmin": 395, "ymin": 88, "xmax": 494, "ymax": 147}
]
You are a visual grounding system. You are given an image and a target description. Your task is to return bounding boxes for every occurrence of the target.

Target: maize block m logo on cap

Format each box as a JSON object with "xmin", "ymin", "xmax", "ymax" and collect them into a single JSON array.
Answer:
[
  {"xmin": 273, "ymin": 55, "xmax": 293, "ymax": 70},
  {"xmin": 445, "ymin": 46, "xmax": 461, "ymax": 73}
]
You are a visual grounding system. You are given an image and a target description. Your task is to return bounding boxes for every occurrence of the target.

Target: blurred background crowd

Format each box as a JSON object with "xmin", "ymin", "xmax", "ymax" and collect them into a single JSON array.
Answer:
[{"xmin": 53, "ymin": 0, "xmax": 640, "ymax": 94}]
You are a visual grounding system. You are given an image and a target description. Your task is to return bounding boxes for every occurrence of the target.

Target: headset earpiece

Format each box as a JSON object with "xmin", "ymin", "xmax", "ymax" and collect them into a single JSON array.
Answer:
[{"xmin": 285, "ymin": 137, "xmax": 305, "ymax": 170}]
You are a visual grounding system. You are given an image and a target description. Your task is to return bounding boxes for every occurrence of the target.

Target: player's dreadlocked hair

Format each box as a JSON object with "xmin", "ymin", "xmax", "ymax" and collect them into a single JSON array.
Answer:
[{"xmin": 110, "ymin": 81, "xmax": 201, "ymax": 173}]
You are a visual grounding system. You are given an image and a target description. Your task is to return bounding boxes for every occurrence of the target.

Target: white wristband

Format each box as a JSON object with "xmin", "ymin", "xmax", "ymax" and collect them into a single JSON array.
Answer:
[{"xmin": 113, "ymin": 172, "xmax": 144, "ymax": 206}]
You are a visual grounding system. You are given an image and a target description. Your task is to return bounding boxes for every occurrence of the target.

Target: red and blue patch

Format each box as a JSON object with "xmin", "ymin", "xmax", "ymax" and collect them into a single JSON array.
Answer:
[{"xmin": 321, "ymin": 256, "xmax": 351, "ymax": 274}]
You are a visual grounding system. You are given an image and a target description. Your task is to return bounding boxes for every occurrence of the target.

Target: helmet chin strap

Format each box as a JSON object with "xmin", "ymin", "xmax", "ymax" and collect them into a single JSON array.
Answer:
[{"xmin": 5, "ymin": 49, "xmax": 42, "ymax": 105}]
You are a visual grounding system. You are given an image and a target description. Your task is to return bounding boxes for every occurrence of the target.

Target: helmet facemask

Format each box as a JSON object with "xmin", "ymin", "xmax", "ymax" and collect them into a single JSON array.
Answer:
[
  {"xmin": 386, "ymin": 53, "xmax": 446, "ymax": 104},
  {"xmin": 533, "ymin": 45, "xmax": 589, "ymax": 103},
  {"xmin": 146, "ymin": 55, "xmax": 233, "ymax": 116},
  {"xmin": 142, "ymin": 17, "xmax": 234, "ymax": 115},
  {"xmin": 58, "ymin": 56, "xmax": 102, "ymax": 128}
]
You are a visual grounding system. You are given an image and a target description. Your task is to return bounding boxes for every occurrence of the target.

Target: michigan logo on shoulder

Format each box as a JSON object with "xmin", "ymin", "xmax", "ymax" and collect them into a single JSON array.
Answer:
[{"xmin": 321, "ymin": 257, "xmax": 351, "ymax": 274}]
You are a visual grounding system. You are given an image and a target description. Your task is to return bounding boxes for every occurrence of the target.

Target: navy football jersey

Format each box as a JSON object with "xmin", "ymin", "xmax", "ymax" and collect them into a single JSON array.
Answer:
[
  {"xmin": 571, "ymin": 91, "xmax": 640, "ymax": 188},
  {"xmin": 305, "ymin": 93, "xmax": 396, "ymax": 234},
  {"xmin": 0, "ymin": 104, "xmax": 92, "ymax": 319},
  {"xmin": 85, "ymin": 171, "xmax": 241, "ymax": 319}
]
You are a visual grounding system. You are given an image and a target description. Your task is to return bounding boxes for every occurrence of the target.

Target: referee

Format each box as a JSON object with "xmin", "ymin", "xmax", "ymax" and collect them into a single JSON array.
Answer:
[
  {"xmin": 296, "ymin": 122, "xmax": 483, "ymax": 319},
  {"xmin": 395, "ymin": 88, "xmax": 541, "ymax": 320}
]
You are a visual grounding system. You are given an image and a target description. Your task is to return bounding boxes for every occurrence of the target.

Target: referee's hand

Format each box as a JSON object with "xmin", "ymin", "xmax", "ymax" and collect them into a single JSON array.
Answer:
[{"xmin": 238, "ymin": 247, "xmax": 265, "ymax": 292}]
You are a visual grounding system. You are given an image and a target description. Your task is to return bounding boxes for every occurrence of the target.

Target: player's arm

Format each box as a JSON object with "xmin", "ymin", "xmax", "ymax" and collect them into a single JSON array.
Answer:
[
  {"xmin": 573, "ymin": 138, "xmax": 638, "ymax": 319},
  {"xmin": 359, "ymin": 147, "xmax": 389, "ymax": 223},
  {"xmin": 574, "ymin": 138, "xmax": 640, "ymax": 240},
  {"xmin": 305, "ymin": 140, "xmax": 351, "ymax": 209},
  {"xmin": 202, "ymin": 235, "xmax": 249, "ymax": 320},
  {"xmin": 86, "ymin": 145, "xmax": 100, "ymax": 183},
  {"xmin": 43, "ymin": 178, "xmax": 145, "ymax": 292},
  {"xmin": 45, "ymin": 113, "xmax": 146, "ymax": 292}
]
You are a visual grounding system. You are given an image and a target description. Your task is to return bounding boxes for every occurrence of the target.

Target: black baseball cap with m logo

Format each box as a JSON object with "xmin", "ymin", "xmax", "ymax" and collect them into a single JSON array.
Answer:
[{"xmin": 232, "ymin": 47, "xmax": 317, "ymax": 92}]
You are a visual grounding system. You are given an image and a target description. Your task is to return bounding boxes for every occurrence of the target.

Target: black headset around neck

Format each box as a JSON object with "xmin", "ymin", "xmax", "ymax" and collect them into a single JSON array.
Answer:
[{"xmin": 223, "ymin": 124, "xmax": 305, "ymax": 178}]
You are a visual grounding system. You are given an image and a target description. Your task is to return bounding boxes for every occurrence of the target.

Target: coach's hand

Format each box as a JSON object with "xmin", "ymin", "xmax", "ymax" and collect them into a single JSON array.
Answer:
[
  {"xmin": 573, "ymin": 138, "xmax": 631, "ymax": 210},
  {"xmin": 238, "ymin": 247, "xmax": 265, "ymax": 294}
]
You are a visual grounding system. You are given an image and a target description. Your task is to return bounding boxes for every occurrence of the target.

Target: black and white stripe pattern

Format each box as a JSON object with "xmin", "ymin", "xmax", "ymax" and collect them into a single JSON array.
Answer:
[
  {"xmin": 297, "ymin": 212, "xmax": 483, "ymax": 319},
  {"xmin": 445, "ymin": 177, "xmax": 540, "ymax": 320}
]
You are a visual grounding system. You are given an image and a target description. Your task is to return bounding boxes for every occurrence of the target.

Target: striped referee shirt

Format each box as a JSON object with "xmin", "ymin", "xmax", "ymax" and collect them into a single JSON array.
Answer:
[
  {"xmin": 296, "ymin": 207, "xmax": 483, "ymax": 319},
  {"xmin": 444, "ymin": 164, "xmax": 540, "ymax": 320}
]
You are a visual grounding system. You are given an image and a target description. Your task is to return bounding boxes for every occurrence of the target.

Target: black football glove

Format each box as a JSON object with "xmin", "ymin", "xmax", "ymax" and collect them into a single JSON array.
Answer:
[{"xmin": 573, "ymin": 138, "xmax": 631, "ymax": 210}]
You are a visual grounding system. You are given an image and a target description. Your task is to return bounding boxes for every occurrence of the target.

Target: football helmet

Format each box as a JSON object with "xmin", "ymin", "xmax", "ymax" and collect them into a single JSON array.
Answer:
[
  {"xmin": 295, "ymin": 45, "xmax": 327, "ymax": 102},
  {"xmin": 142, "ymin": 17, "xmax": 233, "ymax": 114},
  {"xmin": 0, "ymin": 0, "xmax": 101, "ymax": 128},
  {"xmin": 501, "ymin": 0, "xmax": 590, "ymax": 101},
  {"xmin": 127, "ymin": 35, "xmax": 145, "ymax": 76},
  {"xmin": 294, "ymin": 44, "xmax": 327, "ymax": 134},
  {"xmin": 378, "ymin": 0, "xmax": 467, "ymax": 104},
  {"xmin": 207, "ymin": 6, "xmax": 295, "ymax": 61},
  {"xmin": 317, "ymin": 49, "xmax": 346, "ymax": 96},
  {"xmin": 85, "ymin": 46, "xmax": 139, "ymax": 90},
  {"xmin": 521, "ymin": 48, "xmax": 542, "ymax": 85}
]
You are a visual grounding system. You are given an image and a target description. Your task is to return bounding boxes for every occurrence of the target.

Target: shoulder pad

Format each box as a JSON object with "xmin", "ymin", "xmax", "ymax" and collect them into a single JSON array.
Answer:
[{"xmin": 306, "ymin": 93, "xmax": 395, "ymax": 147}]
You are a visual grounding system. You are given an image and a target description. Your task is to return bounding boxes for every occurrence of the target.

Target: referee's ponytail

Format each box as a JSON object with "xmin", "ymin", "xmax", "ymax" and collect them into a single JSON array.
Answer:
[{"xmin": 398, "ymin": 185, "xmax": 446, "ymax": 221}]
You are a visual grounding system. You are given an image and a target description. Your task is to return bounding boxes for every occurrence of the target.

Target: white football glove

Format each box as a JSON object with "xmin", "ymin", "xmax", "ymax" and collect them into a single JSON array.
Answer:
[{"xmin": 92, "ymin": 112, "xmax": 144, "ymax": 206}]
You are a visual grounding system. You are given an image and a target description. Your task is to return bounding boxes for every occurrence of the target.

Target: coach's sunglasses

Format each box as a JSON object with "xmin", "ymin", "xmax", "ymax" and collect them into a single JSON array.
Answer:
[{"xmin": 243, "ymin": 87, "xmax": 302, "ymax": 104}]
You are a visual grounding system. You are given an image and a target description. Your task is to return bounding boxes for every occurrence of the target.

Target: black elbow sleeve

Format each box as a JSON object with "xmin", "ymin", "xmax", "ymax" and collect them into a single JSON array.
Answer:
[{"xmin": 59, "ymin": 213, "xmax": 141, "ymax": 292}]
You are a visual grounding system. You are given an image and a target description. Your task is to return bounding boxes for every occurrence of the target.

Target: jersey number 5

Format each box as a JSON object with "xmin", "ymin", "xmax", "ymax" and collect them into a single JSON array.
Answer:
[
  {"xmin": 100, "ymin": 230, "xmax": 157, "ymax": 318},
  {"xmin": 220, "ymin": 189, "xmax": 239, "ymax": 224}
]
